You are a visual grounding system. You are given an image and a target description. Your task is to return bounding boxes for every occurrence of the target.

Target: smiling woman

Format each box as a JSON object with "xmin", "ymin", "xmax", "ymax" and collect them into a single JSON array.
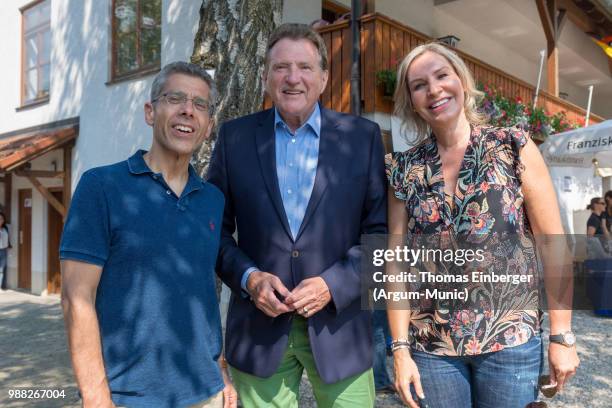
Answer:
[
  {"xmin": 385, "ymin": 42, "xmax": 580, "ymax": 408},
  {"xmin": 393, "ymin": 42, "xmax": 487, "ymax": 146}
]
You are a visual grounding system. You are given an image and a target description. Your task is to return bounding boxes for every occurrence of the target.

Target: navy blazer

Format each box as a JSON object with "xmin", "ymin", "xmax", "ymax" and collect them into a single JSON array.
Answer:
[{"xmin": 207, "ymin": 106, "xmax": 387, "ymax": 384}]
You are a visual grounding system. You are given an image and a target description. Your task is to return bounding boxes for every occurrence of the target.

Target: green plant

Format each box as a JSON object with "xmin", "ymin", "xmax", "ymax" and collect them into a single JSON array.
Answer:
[
  {"xmin": 477, "ymin": 83, "xmax": 581, "ymax": 140},
  {"xmin": 376, "ymin": 69, "xmax": 397, "ymax": 96},
  {"xmin": 550, "ymin": 111, "xmax": 579, "ymax": 134}
]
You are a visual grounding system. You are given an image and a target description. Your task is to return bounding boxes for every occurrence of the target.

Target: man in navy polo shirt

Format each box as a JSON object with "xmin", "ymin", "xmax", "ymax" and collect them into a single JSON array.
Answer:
[{"xmin": 60, "ymin": 62, "xmax": 236, "ymax": 408}]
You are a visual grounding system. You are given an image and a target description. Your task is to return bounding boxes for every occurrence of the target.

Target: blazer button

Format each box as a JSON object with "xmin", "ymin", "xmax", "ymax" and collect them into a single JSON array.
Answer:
[{"xmin": 292, "ymin": 250, "xmax": 300, "ymax": 258}]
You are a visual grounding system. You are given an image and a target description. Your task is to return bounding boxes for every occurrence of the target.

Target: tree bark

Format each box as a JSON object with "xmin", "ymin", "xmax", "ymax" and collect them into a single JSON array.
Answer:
[{"xmin": 191, "ymin": 0, "xmax": 283, "ymax": 175}]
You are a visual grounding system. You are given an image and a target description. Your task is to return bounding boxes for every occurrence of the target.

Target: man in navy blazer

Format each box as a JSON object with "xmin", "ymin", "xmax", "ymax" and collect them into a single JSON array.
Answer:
[{"xmin": 207, "ymin": 23, "xmax": 386, "ymax": 407}]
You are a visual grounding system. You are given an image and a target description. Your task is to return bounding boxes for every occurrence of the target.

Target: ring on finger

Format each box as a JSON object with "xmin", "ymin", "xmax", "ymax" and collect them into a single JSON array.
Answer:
[{"xmin": 303, "ymin": 306, "xmax": 309, "ymax": 314}]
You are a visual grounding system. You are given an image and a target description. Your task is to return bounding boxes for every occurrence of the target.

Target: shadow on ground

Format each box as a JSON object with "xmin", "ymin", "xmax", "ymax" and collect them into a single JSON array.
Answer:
[
  {"xmin": 0, "ymin": 293, "xmax": 79, "ymax": 408},
  {"xmin": 0, "ymin": 292, "xmax": 610, "ymax": 408}
]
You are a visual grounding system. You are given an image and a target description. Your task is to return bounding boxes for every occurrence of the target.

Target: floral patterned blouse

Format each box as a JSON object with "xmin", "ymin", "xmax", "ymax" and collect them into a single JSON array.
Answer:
[{"xmin": 385, "ymin": 125, "xmax": 541, "ymax": 356}]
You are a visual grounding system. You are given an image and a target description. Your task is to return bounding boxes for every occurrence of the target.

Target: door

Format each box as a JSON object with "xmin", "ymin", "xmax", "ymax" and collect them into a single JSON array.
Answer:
[
  {"xmin": 47, "ymin": 190, "xmax": 63, "ymax": 294},
  {"xmin": 18, "ymin": 189, "xmax": 32, "ymax": 290}
]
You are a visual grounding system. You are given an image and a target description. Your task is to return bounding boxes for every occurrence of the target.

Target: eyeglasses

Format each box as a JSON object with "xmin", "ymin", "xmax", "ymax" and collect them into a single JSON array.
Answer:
[{"xmin": 153, "ymin": 92, "xmax": 211, "ymax": 112}]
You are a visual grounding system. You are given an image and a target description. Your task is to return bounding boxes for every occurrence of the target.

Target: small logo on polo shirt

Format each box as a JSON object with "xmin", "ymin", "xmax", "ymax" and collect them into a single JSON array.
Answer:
[{"xmin": 209, "ymin": 220, "xmax": 215, "ymax": 231}]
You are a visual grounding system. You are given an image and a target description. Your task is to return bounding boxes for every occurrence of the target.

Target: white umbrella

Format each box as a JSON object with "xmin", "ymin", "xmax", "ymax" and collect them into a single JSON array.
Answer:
[{"xmin": 540, "ymin": 120, "xmax": 612, "ymax": 176}]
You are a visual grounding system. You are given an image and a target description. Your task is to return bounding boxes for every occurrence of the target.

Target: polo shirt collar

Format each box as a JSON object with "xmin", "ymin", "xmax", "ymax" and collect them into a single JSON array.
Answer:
[
  {"xmin": 274, "ymin": 103, "xmax": 321, "ymax": 137},
  {"xmin": 183, "ymin": 164, "xmax": 205, "ymax": 195},
  {"xmin": 127, "ymin": 150, "xmax": 152, "ymax": 175},
  {"xmin": 127, "ymin": 150, "xmax": 204, "ymax": 195}
]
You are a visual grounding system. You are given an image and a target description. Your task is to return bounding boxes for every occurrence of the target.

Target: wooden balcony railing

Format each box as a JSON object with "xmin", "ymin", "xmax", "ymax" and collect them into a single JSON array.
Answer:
[{"xmin": 316, "ymin": 13, "xmax": 604, "ymax": 125}]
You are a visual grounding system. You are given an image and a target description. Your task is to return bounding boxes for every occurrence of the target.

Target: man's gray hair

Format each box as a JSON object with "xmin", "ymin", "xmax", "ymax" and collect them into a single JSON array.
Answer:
[
  {"xmin": 265, "ymin": 23, "xmax": 328, "ymax": 71},
  {"xmin": 150, "ymin": 61, "xmax": 217, "ymax": 114}
]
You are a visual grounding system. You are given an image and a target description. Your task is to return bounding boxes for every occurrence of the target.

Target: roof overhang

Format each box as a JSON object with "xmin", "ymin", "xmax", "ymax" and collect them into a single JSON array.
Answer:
[{"xmin": 0, "ymin": 118, "xmax": 79, "ymax": 173}]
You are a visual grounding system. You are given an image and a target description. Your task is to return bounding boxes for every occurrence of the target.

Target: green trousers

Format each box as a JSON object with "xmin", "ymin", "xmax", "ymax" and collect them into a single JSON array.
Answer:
[{"xmin": 230, "ymin": 316, "xmax": 375, "ymax": 408}]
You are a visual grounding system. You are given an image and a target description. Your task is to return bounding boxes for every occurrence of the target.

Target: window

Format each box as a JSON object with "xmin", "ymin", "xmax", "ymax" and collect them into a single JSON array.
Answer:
[
  {"xmin": 111, "ymin": 0, "xmax": 161, "ymax": 81},
  {"xmin": 21, "ymin": 0, "xmax": 51, "ymax": 105}
]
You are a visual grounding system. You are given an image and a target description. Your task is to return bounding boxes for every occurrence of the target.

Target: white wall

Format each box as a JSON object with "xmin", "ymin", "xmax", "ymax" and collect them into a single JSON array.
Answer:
[
  {"xmin": 0, "ymin": 1, "xmax": 79, "ymax": 134},
  {"xmin": 377, "ymin": 0, "xmax": 434, "ymax": 36},
  {"xmin": 0, "ymin": 0, "xmax": 202, "ymax": 186},
  {"xmin": 555, "ymin": 17, "xmax": 611, "ymax": 119},
  {"xmin": 433, "ymin": 6, "xmax": 540, "ymax": 87},
  {"xmin": 0, "ymin": 0, "xmax": 201, "ymax": 293},
  {"xmin": 334, "ymin": 0, "xmax": 434, "ymax": 34},
  {"xmin": 283, "ymin": 0, "xmax": 321, "ymax": 24},
  {"xmin": 72, "ymin": 0, "xmax": 203, "ymax": 183}
]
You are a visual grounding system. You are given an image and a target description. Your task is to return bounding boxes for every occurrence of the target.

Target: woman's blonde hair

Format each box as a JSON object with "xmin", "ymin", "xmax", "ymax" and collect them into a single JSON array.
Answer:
[{"xmin": 394, "ymin": 42, "xmax": 488, "ymax": 145}]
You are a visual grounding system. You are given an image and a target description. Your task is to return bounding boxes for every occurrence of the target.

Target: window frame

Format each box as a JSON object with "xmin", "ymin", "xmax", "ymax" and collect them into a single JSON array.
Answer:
[
  {"xmin": 109, "ymin": 0, "xmax": 161, "ymax": 83},
  {"xmin": 20, "ymin": 0, "xmax": 51, "ymax": 108}
]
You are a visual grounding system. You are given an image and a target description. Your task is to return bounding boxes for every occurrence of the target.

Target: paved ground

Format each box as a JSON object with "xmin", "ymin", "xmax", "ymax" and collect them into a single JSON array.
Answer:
[
  {"xmin": 1, "ymin": 289, "xmax": 610, "ymax": 407},
  {"xmin": 0, "ymin": 291, "xmax": 79, "ymax": 407}
]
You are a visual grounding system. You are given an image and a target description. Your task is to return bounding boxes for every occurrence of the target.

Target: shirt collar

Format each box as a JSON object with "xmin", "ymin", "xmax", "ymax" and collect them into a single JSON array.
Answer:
[
  {"xmin": 127, "ymin": 149, "xmax": 205, "ymax": 194},
  {"xmin": 127, "ymin": 150, "xmax": 153, "ymax": 174},
  {"xmin": 274, "ymin": 103, "xmax": 321, "ymax": 138}
]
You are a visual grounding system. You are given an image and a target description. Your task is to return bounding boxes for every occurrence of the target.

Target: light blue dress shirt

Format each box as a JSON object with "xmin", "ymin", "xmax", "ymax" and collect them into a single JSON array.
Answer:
[{"xmin": 240, "ymin": 105, "xmax": 321, "ymax": 293}]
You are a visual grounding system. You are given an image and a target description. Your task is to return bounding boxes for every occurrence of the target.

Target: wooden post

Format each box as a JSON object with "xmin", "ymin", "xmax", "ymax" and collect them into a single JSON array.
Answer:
[
  {"xmin": 536, "ymin": 0, "xmax": 566, "ymax": 97},
  {"xmin": 4, "ymin": 173, "xmax": 11, "ymax": 223},
  {"xmin": 63, "ymin": 143, "xmax": 72, "ymax": 219},
  {"xmin": 546, "ymin": 41, "xmax": 559, "ymax": 96},
  {"xmin": 363, "ymin": 0, "xmax": 376, "ymax": 14}
]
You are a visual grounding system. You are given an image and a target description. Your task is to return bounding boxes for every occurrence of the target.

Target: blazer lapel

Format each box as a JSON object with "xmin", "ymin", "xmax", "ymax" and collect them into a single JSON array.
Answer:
[
  {"xmin": 255, "ymin": 110, "xmax": 293, "ymax": 240},
  {"xmin": 295, "ymin": 108, "xmax": 338, "ymax": 241}
]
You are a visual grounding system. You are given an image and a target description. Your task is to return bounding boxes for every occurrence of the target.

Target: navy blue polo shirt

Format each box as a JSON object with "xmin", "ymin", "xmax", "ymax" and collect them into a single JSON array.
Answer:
[{"xmin": 60, "ymin": 150, "xmax": 225, "ymax": 408}]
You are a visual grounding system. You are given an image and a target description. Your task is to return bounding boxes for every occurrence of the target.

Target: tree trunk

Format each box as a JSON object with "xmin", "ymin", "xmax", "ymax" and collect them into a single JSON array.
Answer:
[
  {"xmin": 191, "ymin": 0, "xmax": 283, "ymax": 176},
  {"xmin": 191, "ymin": 0, "xmax": 283, "ymax": 300}
]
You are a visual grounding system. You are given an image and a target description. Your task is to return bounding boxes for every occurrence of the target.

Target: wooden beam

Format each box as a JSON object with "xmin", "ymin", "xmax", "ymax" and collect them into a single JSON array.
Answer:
[
  {"xmin": 537, "ymin": 0, "xmax": 566, "ymax": 97},
  {"xmin": 547, "ymin": 42, "xmax": 559, "ymax": 96},
  {"xmin": 537, "ymin": 0, "xmax": 555, "ymax": 43},
  {"xmin": 547, "ymin": 0, "xmax": 558, "ymax": 32},
  {"xmin": 556, "ymin": 8, "xmax": 567, "ymax": 42},
  {"xmin": 25, "ymin": 175, "xmax": 66, "ymax": 218},
  {"xmin": 63, "ymin": 143, "xmax": 72, "ymax": 218},
  {"xmin": 14, "ymin": 170, "xmax": 64, "ymax": 178},
  {"xmin": 4, "ymin": 173, "xmax": 11, "ymax": 223},
  {"xmin": 363, "ymin": 0, "xmax": 376, "ymax": 14},
  {"xmin": 558, "ymin": 0, "xmax": 597, "ymax": 34}
]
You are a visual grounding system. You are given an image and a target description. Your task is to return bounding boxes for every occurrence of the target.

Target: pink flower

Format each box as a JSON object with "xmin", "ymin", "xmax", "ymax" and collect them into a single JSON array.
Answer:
[
  {"xmin": 465, "ymin": 338, "xmax": 482, "ymax": 355},
  {"xmin": 490, "ymin": 342, "xmax": 504, "ymax": 352}
]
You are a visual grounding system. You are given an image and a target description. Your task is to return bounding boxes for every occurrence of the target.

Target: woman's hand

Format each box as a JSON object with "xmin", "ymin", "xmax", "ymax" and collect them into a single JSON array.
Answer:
[
  {"xmin": 548, "ymin": 343, "xmax": 579, "ymax": 392},
  {"xmin": 393, "ymin": 348, "xmax": 425, "ymax": 408}
]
